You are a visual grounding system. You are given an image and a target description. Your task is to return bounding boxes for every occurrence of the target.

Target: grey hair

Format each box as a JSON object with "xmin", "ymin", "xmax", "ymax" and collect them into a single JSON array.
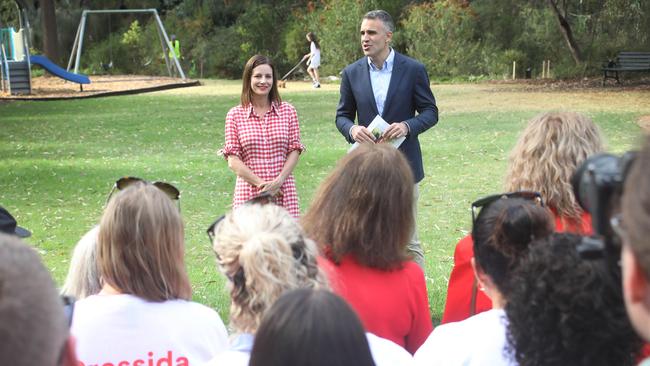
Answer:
[
  {"xmin": 61, "ymin": 225, "xmax": 102, "ymax": 299},
  {"xmin": 363, "ymin": 9, "xmax": 395, "ymax": 33}
]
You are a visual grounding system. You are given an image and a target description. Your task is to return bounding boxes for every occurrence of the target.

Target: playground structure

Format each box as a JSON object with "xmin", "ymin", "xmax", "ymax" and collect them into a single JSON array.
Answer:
[
  {"xmin": 67, "ymin": 9, "xmax": 185, "ymax": 81},
  {"xmin": 0, "ymin": 2, "xmax": 185, "ymax": 96}
]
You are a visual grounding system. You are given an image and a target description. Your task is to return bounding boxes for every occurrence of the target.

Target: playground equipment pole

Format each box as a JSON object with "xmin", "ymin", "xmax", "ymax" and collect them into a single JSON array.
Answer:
[
  {"xmin": 152, "ymin": 11, "xmax": 185, "ymax": 80},
  {"xmin": 67, "ymin": 9, "xmax": 186, "ymax": 80}
]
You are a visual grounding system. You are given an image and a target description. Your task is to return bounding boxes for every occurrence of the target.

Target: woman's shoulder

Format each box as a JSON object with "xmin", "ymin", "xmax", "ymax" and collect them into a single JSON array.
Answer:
[
  {"xmin": 275, "ymin": 101, "xmax": 297, "ymax": 112},
  {"xmin": 227, "ymin": 104, "xmax": 250, "ymax": 117}
]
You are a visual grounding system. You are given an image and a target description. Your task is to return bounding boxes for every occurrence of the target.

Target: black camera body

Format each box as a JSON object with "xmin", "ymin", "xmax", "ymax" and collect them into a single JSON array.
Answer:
[{"xmin": 571, "ymin": 152, "xmax": 637, "ymax": 261}]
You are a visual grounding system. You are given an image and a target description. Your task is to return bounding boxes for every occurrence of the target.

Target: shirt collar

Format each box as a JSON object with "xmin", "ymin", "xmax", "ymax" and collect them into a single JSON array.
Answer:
[
  {"xmin": 246, "ymin": 102, "xmax": 279, "ymax": 118},
  {"xmin": 368, "ymin": 48, "xmax": 394, "ymax": 72},
  {"xmin": 231, "ymin": 333, "xmax": 255, "ymax": 352}
]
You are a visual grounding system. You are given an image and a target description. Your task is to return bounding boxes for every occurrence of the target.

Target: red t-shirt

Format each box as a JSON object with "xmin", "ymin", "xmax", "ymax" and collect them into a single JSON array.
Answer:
[
  {"xmin": 441, "ymin": 212, "xmax": 593, "ymax": 324},
  {"xmin": 318, "ymin": 255, "xmax": 433, "ymax": 354}
]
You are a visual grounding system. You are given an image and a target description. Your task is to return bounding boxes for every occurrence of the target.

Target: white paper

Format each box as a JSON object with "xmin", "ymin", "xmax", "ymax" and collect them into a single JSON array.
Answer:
[{"xmin": 348, "ymin": 115, "xmax": 406, "ymax": 152}]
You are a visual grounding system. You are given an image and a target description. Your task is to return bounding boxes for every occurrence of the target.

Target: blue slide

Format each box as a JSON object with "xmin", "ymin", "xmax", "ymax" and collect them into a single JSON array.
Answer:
[{"xmin": 30, "ymin": 55, "xmax": 90, "ymax": 84}]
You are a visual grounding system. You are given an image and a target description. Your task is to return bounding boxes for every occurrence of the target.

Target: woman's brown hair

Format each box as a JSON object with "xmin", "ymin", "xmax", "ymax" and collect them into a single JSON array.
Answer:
[
  {"xmin": 98, "ymin": 182, "xmax": 191, "ymax": 301},
  {"xmin": 241, "ymin": 54, "xmax": 282, "ymax": 106},
  {"xmin": 302, "ymin": 143, "xmax": 414, "ymax": 270}
]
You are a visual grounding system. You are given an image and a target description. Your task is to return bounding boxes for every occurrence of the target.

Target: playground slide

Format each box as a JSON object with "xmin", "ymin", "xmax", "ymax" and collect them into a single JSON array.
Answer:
[{"xmin": 30, "ymin": 55, "xmax": 90, "ymax": 84}]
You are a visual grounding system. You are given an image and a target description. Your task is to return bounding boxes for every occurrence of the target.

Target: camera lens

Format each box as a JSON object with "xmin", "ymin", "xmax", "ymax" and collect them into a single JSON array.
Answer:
[{"xmin": 571, "ymin": 153, "xmax": 620, "ymax": 214}]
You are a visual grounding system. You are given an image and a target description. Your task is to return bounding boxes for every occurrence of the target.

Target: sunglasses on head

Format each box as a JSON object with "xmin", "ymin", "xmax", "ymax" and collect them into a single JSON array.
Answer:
[
  {"xmin": 206, "ymin": 192, "xmax": 274, "ymax": 244},
  {"xmin": 471, "ymin": 191, "xmax": 543, "ymax": 227},
  {"xmin": 106, "ymin": 176, "xmax": 181, "ymax": 209}
]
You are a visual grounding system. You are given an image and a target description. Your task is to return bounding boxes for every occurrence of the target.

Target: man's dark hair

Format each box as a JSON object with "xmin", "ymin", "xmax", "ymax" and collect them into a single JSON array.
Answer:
[
  {"xmin": 0, "ymin": 233, "xmax": 69, "ymax": 366},
  {"xmin": 250, "ymin": 289, "xmax": 375, "ymax": 366},
  {"xmin": 363, "ymin": 9, "xmax": 394, "ymax": 33},
  {"xmin": 506, "ymin": 233, "xmax": 641, "ymax": 366}
]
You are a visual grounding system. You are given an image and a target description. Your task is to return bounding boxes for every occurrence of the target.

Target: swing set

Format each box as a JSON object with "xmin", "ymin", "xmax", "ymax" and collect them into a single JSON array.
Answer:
[{"xmin": 67, "ymin": 9, "xmax": 185, "ymax": 80}]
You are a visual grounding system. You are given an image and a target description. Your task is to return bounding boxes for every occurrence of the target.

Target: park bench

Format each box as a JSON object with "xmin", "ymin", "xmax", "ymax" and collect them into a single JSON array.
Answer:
[{"xmin": 602, "ymin": 51, "xmax": 650, "ymax": 85}]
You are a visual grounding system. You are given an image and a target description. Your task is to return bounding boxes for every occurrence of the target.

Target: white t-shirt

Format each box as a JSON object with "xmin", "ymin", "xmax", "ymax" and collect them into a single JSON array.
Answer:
[
  {"xmin": 204, "ymin": 332, "xmax": 412, "ymax": 366},
  {"xmin": 72, "ymin": 294, "xmax": 229, "ymax": 366},
  {"xmin": 309, "ymin": 42, "xmax": 321, "ymax": 68},
  {"xmin": 367, "ymin": 332, "xmax": 414, "ymax": 366},
  {"xmin": 413, "ymin": 309, "xmax": 515, "ymax": 366}
]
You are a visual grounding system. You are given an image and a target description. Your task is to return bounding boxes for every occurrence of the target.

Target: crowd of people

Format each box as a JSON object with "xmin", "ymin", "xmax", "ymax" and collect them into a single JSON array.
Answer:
[{"xmin": 1, "ymin": 8, "xmax": 649, "ymax": 366}]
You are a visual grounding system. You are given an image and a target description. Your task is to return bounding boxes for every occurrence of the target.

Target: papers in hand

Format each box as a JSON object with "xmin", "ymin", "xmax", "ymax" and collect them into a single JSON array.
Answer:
[{"xmin": 348, "ymin": 115, "xmax": 406, "ymax": 153}]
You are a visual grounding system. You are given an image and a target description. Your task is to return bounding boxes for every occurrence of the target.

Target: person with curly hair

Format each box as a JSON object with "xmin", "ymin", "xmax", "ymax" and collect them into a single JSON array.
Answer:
[
  {"xmin": 303, "ymin": 143, "xmax": 432, "ymax": 354},
  {"xmin": 414, "ymin": 194, "xmax": 554, "ymax": 365},
  {"xmin": 442, "ymin": 111, "xmax": 605, "ymax": 324},
  {"xmin": 206, "ymin": 203, "xmax": 327, "ymax": 366},
  {"xmin": 620, "ymin": 137, "xmax": 650, "ymax": 360},
  {"xmin": 506, "ymin": 233, "xmax": 641, "ymax": 366}
]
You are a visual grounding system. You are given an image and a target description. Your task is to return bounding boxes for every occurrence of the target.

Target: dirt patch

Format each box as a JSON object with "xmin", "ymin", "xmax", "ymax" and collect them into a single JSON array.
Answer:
[
  {"xmin": 0, "ymin": 75, "xmax": 199, "ymax": 100},
  {"xmin": 638, "ymin": 115, "xmax": 650, "ymax": 132},
  {"xmin": 483, "ymin": 76, "xmax": 650, "ymax": 93}
]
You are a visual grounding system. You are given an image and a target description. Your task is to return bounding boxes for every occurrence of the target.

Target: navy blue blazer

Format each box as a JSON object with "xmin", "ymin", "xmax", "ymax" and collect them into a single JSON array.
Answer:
[{"xmin": 335, "ymin": 51, "xmax": 438, "ymax": 183}]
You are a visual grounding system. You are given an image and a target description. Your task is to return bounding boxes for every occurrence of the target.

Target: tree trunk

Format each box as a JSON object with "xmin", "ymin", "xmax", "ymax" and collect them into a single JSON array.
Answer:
[
  {"xmin": 547, "ymin": 0, "xmax": 582, "ymax": 65},
  {"xmin": 41, "ymin": 0, "xmax": 59, "ymax": 63}
]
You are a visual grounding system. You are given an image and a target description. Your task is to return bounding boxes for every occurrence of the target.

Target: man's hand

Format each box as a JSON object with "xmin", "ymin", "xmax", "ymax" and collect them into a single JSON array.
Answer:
[
  {"xmin": 381, "ymin": 122, "xmax": 408, "ymax": 141},
  {"xmin": 351, "ymin": 126, "xmax": 377, "ymax": 144}
]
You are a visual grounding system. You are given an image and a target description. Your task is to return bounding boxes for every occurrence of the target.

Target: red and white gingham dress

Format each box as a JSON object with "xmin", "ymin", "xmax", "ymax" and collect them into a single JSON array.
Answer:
[{"xmin": 220, "ymin": 102, "xmax": 305, "ymax": 218}]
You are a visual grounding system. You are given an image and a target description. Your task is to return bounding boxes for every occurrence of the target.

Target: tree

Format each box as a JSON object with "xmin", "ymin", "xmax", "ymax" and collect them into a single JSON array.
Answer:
[
  {"xmin": 41, "ymin": 0, "xmax": 59, "ymax": 62},
  {"xmin": 547, "ymin": 0, "xmax": 582, "ymax": 65}
]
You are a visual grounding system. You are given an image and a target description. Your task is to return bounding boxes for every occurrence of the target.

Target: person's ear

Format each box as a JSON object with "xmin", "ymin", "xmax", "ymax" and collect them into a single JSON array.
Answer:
[
  {"xmin": 61, "ymin": 336, "xmax": 80, "ymax": 366},
  {"xmin": 625, "ymin": 246, "xmax": 650, "ymax": 305},
  {"xmin": 471, "ymin": 257, "xmax": 488, "ymax": 291}
]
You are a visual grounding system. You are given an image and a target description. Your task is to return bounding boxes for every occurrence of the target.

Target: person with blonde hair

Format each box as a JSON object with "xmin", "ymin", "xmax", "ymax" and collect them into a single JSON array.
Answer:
[
  {"xmin": 205, "ymin": 203, "xmax": 327, "ymax": 366},
  {"xmin": 61, "ymin": 226, "xmax": 101, "ymax": 299},
  {"xmin": 442, "ymin": 111, "xmax": 605, "ymax": 324},
  {"xmin": 303, "ymin": 143, "xmax": 433, "ymax": 354},
  {"xmin": 71, "ymin": 183, "xmax": 229, "ymax": 366}
]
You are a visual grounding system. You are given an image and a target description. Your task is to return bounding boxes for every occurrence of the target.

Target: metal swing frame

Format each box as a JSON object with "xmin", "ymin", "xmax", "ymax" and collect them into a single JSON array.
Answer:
[{"xmin": 66, "ymin": 8, "xmax": 185, "ymax": 80}]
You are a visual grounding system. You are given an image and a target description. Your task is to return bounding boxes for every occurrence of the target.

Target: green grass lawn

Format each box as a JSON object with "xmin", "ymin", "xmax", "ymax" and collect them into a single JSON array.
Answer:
[{"xmin": 1, "ymin": 80, "xmax": 648, "ymax": 323}]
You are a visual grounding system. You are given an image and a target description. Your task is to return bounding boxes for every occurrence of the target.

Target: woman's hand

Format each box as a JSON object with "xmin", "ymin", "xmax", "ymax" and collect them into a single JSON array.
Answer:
[{"xmin": 258, "ymin": 177, "xmax": 285, "ymax": 197}]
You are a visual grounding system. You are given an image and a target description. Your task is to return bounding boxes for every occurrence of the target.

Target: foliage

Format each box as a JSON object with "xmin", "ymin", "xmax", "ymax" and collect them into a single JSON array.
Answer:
[
  {"xmin": 12, "ymin": 0, "xmax": 650, "ymax": 79},
  {"xmin": 402, "ymin": 1, "xmax": 483, "ymax": 78}
]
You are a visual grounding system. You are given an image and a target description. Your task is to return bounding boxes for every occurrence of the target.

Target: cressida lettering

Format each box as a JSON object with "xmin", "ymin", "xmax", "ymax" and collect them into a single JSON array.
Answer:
[{"xmin": 77, "ymin": 351, "xmax": 190, "ymax": 366}]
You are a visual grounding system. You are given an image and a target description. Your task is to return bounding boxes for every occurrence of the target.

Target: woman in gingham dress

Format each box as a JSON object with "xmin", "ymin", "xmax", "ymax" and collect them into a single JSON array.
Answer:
[{"xmin": 220, "ymin": 55, "xmax": 305, "ymax": 218}]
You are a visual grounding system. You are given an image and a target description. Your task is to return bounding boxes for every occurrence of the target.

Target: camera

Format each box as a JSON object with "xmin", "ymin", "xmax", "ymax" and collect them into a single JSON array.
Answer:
[{"xmin": 571, "ymin": 152, "xmax": 637, "ymax": 261}]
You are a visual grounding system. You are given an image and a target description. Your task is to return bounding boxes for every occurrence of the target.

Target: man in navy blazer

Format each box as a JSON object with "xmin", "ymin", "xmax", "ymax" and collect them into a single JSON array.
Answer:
[{"xmin": 335, "ymin": 10, "xmax": 438, "ymax": 267}]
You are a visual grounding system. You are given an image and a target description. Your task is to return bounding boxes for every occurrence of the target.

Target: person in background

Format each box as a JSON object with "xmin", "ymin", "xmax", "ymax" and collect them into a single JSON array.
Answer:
[
  {"xmin": 442, "ymin": 111, "xmax": 605, "ymax": 324},
  {"xmin": 0, "ymin": 232, "xmax": 78, "ymax": 366},
  {"xmin": 220, "ymin": 54, "xmax": 305, "ymax": 218},
  {"xmin": 72, "ymin": 183, "xmax": 229, "ymax": 365},
  {"xmin": 303, "ymin": 143, "xmax": 432, "ymax": 354},
  {"xmin": 507, "ymin": 233, "xmax": 641, "ymax": 366},
  {"xmin": 619, "ymin": 136, "xmax": 650, "ymax": 364},
  {"xmin": 302, "ymin": 32, "xmax": 321, "ymax": 88},
  {"xmin": 414, "ymin": 194, "xmax": 554, "ymax": 365}
]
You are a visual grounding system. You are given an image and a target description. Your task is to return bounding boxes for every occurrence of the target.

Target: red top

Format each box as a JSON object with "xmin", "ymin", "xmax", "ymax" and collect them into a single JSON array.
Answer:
[
  {"xmin": 318, "ymin": 255, "xmax": 433, "ymax": 354},
  {"xmin": 441, "ymin": 212, "xmax": 593, "ymax": 324},
  {"xmin": 220, "ymin": 102, "xmax": 305, "ymax": 218}
]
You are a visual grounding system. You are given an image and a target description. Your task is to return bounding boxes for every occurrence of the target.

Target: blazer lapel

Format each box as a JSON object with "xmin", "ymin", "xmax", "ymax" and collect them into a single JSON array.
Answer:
[
  {"xmin": 382, "ymin": 52, "xmax": 405, "ymax": 118},
  {"xmin": 359, "ymin": 58, "xmax": 379, "ymax": 118}
]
